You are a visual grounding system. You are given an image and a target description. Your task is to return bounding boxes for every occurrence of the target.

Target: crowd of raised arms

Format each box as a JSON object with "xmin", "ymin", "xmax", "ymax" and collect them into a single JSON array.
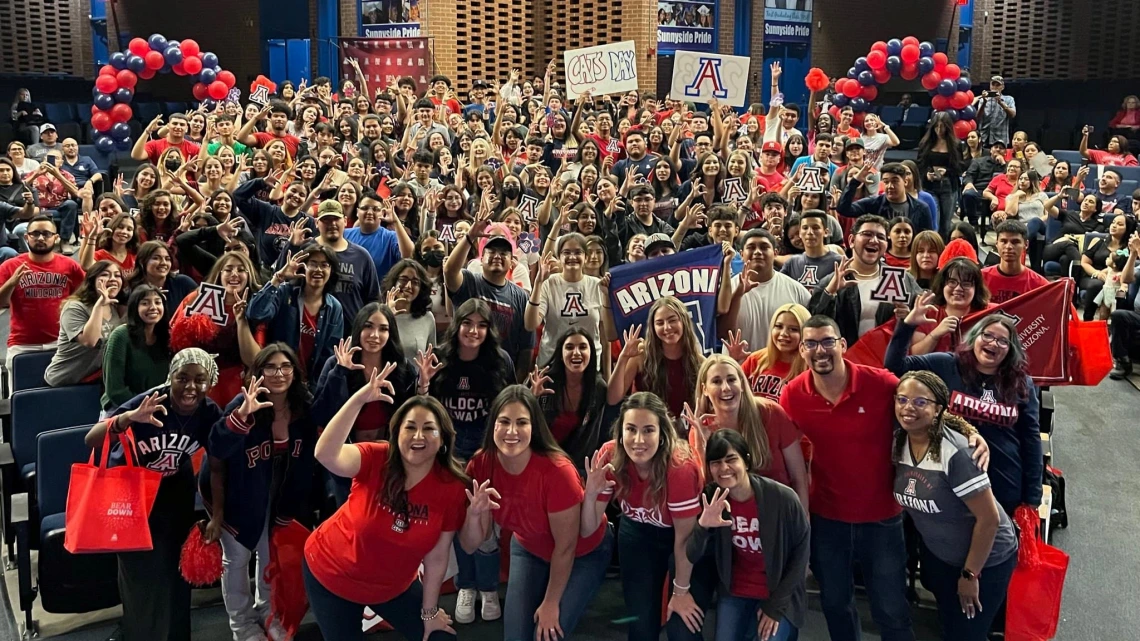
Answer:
[{"xmin": 10, "ymin": 54, "xmax": 1131, "ymax": 641}]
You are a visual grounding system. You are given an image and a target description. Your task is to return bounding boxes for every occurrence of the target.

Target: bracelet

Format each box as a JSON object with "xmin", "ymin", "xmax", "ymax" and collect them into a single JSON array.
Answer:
[
  {"xmin": 527, "ymin": 299, "xmax": 540, "ymax": 307},
  {"xmin": 420, "ymin": 606, "xmax": 440, "ymax": 621},
  {"xmin": 672, "ymin": 579, "xmax": 691, "ymax": 593}
]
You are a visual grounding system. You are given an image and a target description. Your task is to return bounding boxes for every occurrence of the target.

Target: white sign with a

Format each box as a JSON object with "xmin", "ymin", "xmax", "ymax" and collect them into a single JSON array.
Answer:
[
  {"xmin": 563, "ymin": 41, "xmax": 639, "ymax": 99},
  {"xmin": 671, "ymin": 50, "xmax": 751, "ymax": 108},
  {"xmin": 795, "ymin": 165, "xmax": 826, "ymax": 194}
]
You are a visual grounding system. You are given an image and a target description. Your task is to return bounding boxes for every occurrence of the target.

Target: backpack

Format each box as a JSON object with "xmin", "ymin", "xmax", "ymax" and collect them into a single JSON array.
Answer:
[{"xmin": 1043, "ymin": 465, "xmax": 1067, "ymax": 532}]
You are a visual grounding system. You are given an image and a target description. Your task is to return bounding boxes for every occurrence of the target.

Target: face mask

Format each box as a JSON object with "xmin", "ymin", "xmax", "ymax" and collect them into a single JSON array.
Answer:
[
  {"xmin": 165, "ymin": 157, "xmax": 182, "ymax": 171},
  {"xmin": 502, "ymin": 185, "xmax": 521, "ymax": 200},
  {"xmin": 420, "ymin": 250, "xmax": 445, "ymax": 267}
]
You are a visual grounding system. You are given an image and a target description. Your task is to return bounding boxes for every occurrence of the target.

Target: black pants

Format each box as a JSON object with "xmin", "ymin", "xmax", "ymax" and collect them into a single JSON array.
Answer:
[
  {"xmin": 1110, "ymin": 309, "xmax": 1140, "ymax": 360},
  {"xmin": 117, "ymin": 472, "xmax": 196, "ymax": 641},
  {"xmin": 921, "ymin": 548, "xmax": 1016, "ymax": 641},
  {"xmin": 617, "ymin": 517, "xmax": 706, "ymax": 641},
  {"xmin": 1041, "ymin": 241, "xmax": 1080, "ymax": 277},
  {"xmin": 1080, "ymin": 277, "xmax": 1106, "ymax": 320}
]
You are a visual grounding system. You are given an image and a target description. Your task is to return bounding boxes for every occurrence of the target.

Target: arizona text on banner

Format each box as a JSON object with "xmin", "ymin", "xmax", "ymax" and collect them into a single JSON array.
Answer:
[
  {"xmin": 670, "ymin": 50, "xmax": 751, "ymax": 108},
  {"xmin": 563, "ymin": 41, "xmax": 639, "ymax": 99}
]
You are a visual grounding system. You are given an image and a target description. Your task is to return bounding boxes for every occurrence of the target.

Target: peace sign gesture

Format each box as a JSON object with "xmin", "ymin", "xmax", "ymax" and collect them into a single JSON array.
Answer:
[
  {"xmin": 232, "ymin": 288, "xmax": 250, "ymax": 323},
  {"xmin": 354, "ymin": 362, "xmax": 397, "ymax": 405},
  {"xmin": 721, "ymin": 329, "xmax": 750, "ymax": 363},
  {"xmin": 466, "ymin": 479, "xmax": 502, "ymax": 515},
  {"xmin": 236, "ymin": 376, "xmax": 273, "ymax": 421},
  {"xmin": 584, "ymin": 449, "xmax": 616, "ymax": 498},
  {"xmin": 334, "ymin": 337, "xmax": 365, "ymax": 371},
  {"xmin": 528, "ymin": 366, "xmax": 555, "ymax": 398},
  {"xmin": 415, "ymin": 344, "xmax": 443, "ymax": 390},
  {"xmin": 121, "ymin": 392, "xmax": 168, "ymax": 430},
  {"xmin": 698, "ymin": 487, "xmax": 734, "ymax": 528}
]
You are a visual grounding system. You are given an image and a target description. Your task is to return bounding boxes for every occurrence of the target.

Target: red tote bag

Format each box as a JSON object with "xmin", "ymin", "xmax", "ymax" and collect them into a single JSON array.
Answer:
[
  {"xmin": 64, "ymin": 427, "xmax": 162, "ymax": 554},
  {"xmin": 1064, "ymin": 316, "xmax": 1112, "ymax": 386},
  {"xmin": 1005, "ymin": 505, "xmax": 1070, "ymax": 641}
]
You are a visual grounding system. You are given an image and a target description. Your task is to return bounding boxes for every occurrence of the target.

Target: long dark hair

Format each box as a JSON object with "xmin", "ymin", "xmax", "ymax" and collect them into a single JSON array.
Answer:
[
  {"xmin": 479, "ymin": 385, "xmax": 569, "ymax": 460},
  {"xmin": 67, "ymin": 260, "xmax": 122, "ymax": 309},
  {"xmin": 247, "ymin": 343, "xmax": 312, "ymax": 426},
  {"xmin": 381, "ymin": 259, "xmax": 432, "ymax": 317},
  {"xmin": 128, "ymin": 240, "xmax": 171, "ymax": 290},
  {"xmin": 651, "ymin": 157, "xmax": 680, "ymax": 197},
  {"xmin": 436, "ymin": 299, "xmax": 513, "ymax": 393},
  {"xmin": 610, "ymin": 392, "xmax": 690, "ymax": 508},
  {"xmin": 125, "ymin": 284, "xmax": 169, "ymax": 349},
  {"xmin": 346, "ymin": 302, "xmax": 414, "ymax": 394},
  {"xmin": 381, "ymin": 396, "xmax": 469, "ymax": 523},
  {"xmin": 139, "ymin": 189, "xmax": 176, "ymax": 239},
  {"xmin": 954, "ymin": 315, "xmax": 1031, "ymax": 402},
  {"xmin": 389, "ymin": 182, "xmax": 422, "ymax": 234},
  {"xmin": 542, "ymin": 327, "xmax": 604, "ymax": 425},
  {"xmin": 98, "ymin": 212, "xmax": 140, "ymax": 253},
  {"xmin": 917, "ymin": 112, "xmax": 964, "ymax": 173}
]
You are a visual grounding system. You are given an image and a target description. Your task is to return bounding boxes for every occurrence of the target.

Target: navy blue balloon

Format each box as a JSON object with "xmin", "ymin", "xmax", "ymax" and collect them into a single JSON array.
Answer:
[
  {"xmin": 167, "ymin": 40, "xmax": 180, "ymax": 51},
  {"xmin": 148, "ymin": 33, "xmax": 168, "ymax": 51},
  {"xmin": 114, "ymin": 87, "xmax": 134, "ymax": 103},
  {"xmin": 858, "ymin": 71, "xmax": 875, "ymax": 86},
  {"xmin": 960, "ymin": 105, "xmax": 977, "ymax": 120},
  {"xmin": 850, "ymin": 98, "xmax": 868, "ymax": 112},
  {"xmin": 847, "ymin": 67, "xmax": 857, "ymax": 79},
  {"xmin": 944, "ymin": 108, "xmax": 960, "ymax": 121},
  {"xmin": 114, "ymin": 138, "xmax": 132, "ymax": 152},
  {"xmin": 201, "ymin": 52, "xmax": 219, "ymax": 69},
  {"xmin": 886, "ymin": 56, "xmax": 902, "ymax": 73},
  {"xmin": 918, "ymin": 57, "xmax": 935, "ymax": 74},
  {"xmin": 159, "ymin": 66, "xmax": 171, "ymax": 74},
  {"xmin": 164, "ymin": 46, "xmax": 183, "ymax": 66},
  {"xmin": 956, "ymin": 77, "xmax": 971, "ymax": 92},
  {"xmin": 919, "ymin": 42, "xmax": 935, "ymax": 57},
  {"xmin": 887, "ymin": 39, "xmax": 903, "ymax": 56},
  {"xmin": 126, "ymin": 54, "xmax": 146, "ymax": 72},
  {"xmin": 95, "ymin": 135, "xmax": 116, "ymax": 153},
  {"xmin": 833, "ymin": 94, "xmax": 850, "ymax": 107},
  {"xmin": 94, "ymin": 92, "xmax": 114, "ymax": 110},
  {"xmin": 854, "ymin": 57, "xmax": 869, "ymax": 73},
  {"xmin": 111, "ymin": 122, "xmax": 132, "ymax": 140},
  {"xmin": 201, "ymin": 99, "xmax": 217, "ymax": 111},
  {"xmin": 937, "ymin": 79, "xmax": 957, "ymax": 97},
  {"xmin": 198, "ymin": 67, "xmax": 217, "ymax": 84},
  {"xmin": 109, "ymin": 52, "xmax": 128, "ymax": 70}
]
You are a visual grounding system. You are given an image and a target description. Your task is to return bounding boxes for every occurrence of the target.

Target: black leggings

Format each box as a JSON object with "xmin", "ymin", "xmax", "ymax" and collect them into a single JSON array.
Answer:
[{"xmin": 1041, "ymin": 241, "xmax": 1080, "ymax": 276}]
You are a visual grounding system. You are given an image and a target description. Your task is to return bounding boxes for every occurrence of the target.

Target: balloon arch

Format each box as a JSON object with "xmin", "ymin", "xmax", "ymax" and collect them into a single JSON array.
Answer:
[
  {"xmin": 826, "ymin": 36, "xmax": 977, "ymax": 139},
  {"xmin": 90, "ymin": 33, "xmax": 238, "ymax": 153}
]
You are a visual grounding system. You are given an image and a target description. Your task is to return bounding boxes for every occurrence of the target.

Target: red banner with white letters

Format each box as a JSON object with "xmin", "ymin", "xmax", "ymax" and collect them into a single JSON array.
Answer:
[{"xmin": 339, "ymin": 37, "xmax": 432, "ymax": 95}]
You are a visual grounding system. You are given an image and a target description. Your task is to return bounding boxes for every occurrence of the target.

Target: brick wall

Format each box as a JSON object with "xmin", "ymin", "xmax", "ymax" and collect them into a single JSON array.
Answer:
[
  {"xmin": 810, "ymin": 0, "xmax": 959, "ymax": 79},
  {"xmin": 0, "ymin": 0, "xmax": 91, "ymax": 77}
]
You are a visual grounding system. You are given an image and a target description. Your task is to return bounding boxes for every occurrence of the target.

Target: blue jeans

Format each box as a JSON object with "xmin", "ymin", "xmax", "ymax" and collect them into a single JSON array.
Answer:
[
  {"xmin": 453, "ymin": 533, "xmax": 500, "ymax": 592},
  {"xmin": 503, "ymin": 524, "xmax": 613, "ymax": 641},
  {"xmin": 51, "ymin": 200, "xmax": 78, "ymax": 243},
  {"xmin": 302, "ymin": 558, "xmax": 455, "ymax": 641},
  {"xmin": 920, "ymin": 547, "xmax": 1016, "ymax": 641},
  {"xmin": 0, "ymin": 246, "xmax": 16, "ymax": 263},
  {"xmin": 810, "ymin": 513, "xmax": 914, "ymax": 641},
  {"xmin": 715, "ymin": 595, "xmax": 798, "ymax": 641}
]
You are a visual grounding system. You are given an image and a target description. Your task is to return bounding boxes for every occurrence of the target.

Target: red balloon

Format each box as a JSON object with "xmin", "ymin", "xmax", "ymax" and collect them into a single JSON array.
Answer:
[
  {"xmin": 180, "ymin": 39, "xmax": 201, "ymax": 58},
  {"xmin": 870, "ymin": 41, "xmax": 888, "ymax": 54},
  {"xmin": 95, "ymin": 74, "xmax": 118, "ymax": 93},
  {"xmin": 182, "ymin": 56, "xmax": 203, "ymax": 75},
  {"xmin": 116, "ymin": 69, "xmax": 137, "ymax": 89},
  {"xmin": 861, "ymin": 85, "xmax": 878, "ymax": 101},
  {"xmin": 901, "ymin": 44, "xmax": 920, "ymax": 64},
  {"xmin": 943, "ymin": 64, "xmax": 961, "ymax": 80},
  {"xmin": 902, "ymin": 36, "xmax": 920, "ymax": 47},
  {"xmin": 208, "ymin": 81, "xmax": 229, "ymax": 100},
  {"xmin": 91, "ymin": 104, "xmax": 101, "ymax": 115},
  {"xmin": 954, "ymin": 119, "xmax": 972, "ymax": 139},
  {"xmin": 900, "ymin": 63, "xmax": 919, "ymax": 81},
  {"xmin": 872, "ymin": 67, "xmax": 891, "ymax": 84},
  {"xmin": 192, "ymin": 82, "xmax": 210, "ymax": 101},
  {"xmin": 931, "ymin": 95, "xmax": 950, "ymax": 111},
  {"xmin": 921, "ymin": 71, "xmax": 943, "ymax": 90},
  {"xmin": 867, "ymin": 50, "xmax": 887, "ymax": 70},
  {"xmin": 145, "ymin": 50, "xmax": 165, "ymax": 70},
  {"xmin": 110, "ymin": 103, "xmax": 133, "ymax": 124},
  {"xmin": 852, "ymin": 112, "xmax": 866, "ymax": 129},
  {"xmin": 139, "ymin": 67, "xmax": 156, "ymax": 80},
  {"xmin": 217, "ymin": 70, "xmax": 236, "ymax": 90},
  {"xmin": 950, "ymin": 91, "xmax": 971, "ymax": 110},
  {"xmin": 842, "ymin": 79, "xmax": 861, "ymax": 98},
  {"xmin": 172, "ymin": 62, "xmax": 188, "ymax": 76},
  {"xmin": 829, "ymin": 105, "xmax": 841, "ymax": 120},
  {"xmin": 128, "ymin": 38, "xmax": 150, "ymax": 57},
  {"xmin": 91, "ymin": 111, "xmax": 112, "ymax": 133},
  {"xmin": 932, "ymin": 52, "xmax": 949, "ymax": 69},
  {"xmin": 99, "ymin": 64, "xmax": 116, "ymax": 77},
  {"xmin": 965, "ymin": 90, "xmax": 975, "ymax": 103}
]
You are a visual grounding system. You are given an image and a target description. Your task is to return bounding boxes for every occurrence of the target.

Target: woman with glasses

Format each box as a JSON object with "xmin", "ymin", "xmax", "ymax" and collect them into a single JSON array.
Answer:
[
  {"xmin": 908, "ymin": 258, "xmax": 995, "ymax": 355},
  {"xmin": 382, "ymin": 258, "xmax": 437, "ymax": 360},
  {"xmin": 888, "ymin": 297, "xmax": 1042, "ymax": 517},
  {"xmin": 891, "ymin": 371, "xmax": 1018, "ymax": 640}
]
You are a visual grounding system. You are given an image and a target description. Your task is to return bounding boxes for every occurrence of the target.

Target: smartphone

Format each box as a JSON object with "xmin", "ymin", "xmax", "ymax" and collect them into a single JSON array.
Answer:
[{"xmin": 1086, "ymin": 125, "xmax": 1095, "ymax": 133}]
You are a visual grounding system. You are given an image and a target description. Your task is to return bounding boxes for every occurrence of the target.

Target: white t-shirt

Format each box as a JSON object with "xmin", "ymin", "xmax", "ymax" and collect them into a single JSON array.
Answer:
[
  {"xmin": 855, "ymin": 275, "xmax": 883, "ymax": 335},
  {"xmin": 731, "ymin": 271, "xmax": 811, "ymax": 350},
  {"xmin": 535, "ymin": 273, "xmax": 605, "ymax": 366}
]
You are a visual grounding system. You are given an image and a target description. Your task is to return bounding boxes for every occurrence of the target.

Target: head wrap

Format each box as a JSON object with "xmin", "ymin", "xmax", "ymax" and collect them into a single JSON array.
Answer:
[{"xmin": 167, "ymin": 347, "xmax": 219, "ymax": 388}]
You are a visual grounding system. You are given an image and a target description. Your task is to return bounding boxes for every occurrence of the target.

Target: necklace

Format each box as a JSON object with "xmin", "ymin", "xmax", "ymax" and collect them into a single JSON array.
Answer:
[{"xmin": 908, "ymin": 439, "xmax": 931, "ymax": 464}]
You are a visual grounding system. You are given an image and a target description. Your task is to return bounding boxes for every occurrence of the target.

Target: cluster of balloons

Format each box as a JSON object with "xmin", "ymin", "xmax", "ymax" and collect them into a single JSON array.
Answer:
[
  {"xmin": 832, "ymin": 36, "xmax": 978, "ymax": 139},
  {"xmin": 90, "ymin": 33, "xmax": 234, "ymax": 153}
]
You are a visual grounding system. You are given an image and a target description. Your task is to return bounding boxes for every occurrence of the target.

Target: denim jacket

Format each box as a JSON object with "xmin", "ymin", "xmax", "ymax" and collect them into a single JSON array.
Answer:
[{"xmin": 247, "ymin": 282, "xmax": 344, "ymax": 383}]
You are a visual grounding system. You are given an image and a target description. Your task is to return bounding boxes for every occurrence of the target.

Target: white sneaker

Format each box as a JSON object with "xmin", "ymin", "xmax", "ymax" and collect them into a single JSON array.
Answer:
[
  {"xmin": 480, "ymin": 590, "xmax": 502, "ymax": 621},
  {"xmin": 236, "ymin": 630, "xmax": 268, "ymax": 641},
  {"xmin": 454, "ymin": 588, "xmax": 477, "ymax": 624},
  {"xmin": 264, "ymin": 618, "xmax": 290, "ymax": 641}
]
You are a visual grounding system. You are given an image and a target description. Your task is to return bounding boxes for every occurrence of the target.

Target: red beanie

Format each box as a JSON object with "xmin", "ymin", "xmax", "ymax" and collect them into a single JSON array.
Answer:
[{"xmin": 938, "ymin": 238, "xmax": 978, "ymax": 269}]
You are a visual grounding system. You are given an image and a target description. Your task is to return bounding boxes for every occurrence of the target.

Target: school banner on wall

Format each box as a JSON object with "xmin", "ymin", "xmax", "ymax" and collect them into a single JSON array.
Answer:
[
  {"xmin": 608, "ymin": 244, "xmax": 723, "ymax": 354},
  {"xmin": 359, "ymin": 0, "xmax": 422, "ymax": 38},
  {"xmin": 563, "ymin": 41, "xmax": 640, "ymax": 99},
  {"xmin": 763, "ymin": 7, "xmax": 812, "ymax": 45},
  {"xmin": 657, "ymin": 0, "xmax": 718, "ymax": 54},
  {"xmin": 671, "ymin": 51, "xmax": 751, "ymax": 107},
  {"xmin": 340, "ymin": 38, "xmax": 432, "ymax": 92}
]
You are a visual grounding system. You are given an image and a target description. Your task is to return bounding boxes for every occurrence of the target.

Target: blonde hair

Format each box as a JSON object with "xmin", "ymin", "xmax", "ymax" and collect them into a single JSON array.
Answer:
[
  {"xmin": 752, "ymin": 303, "xmax": 810, "ymax": 376},
  {"xmin": 695, "ymin": 354, "xmax": 771, "ymax": 472},
  {"xmin": 642, "ymin": 297, "xmax": 704, "ymax": 408}
]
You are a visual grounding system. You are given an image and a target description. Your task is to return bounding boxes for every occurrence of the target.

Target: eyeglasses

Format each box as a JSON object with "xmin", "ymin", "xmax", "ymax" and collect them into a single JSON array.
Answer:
[
  {"xmin": 895, "ymin": 395, "xmax": 937, "ymax": 409},
  {"xmin": 945, "ymin": 278, "xmax": 975, "ymax": 291},
  {"xmin": 980, "ymin": 332, "xmax": 1011, "ymax": 348},
  {"xmin": 560, "ymin": 250, "xmax": 584, "ymax": 258},
  {"xmin": 27, "ymin": 231, "xmax": 57, "ymax": 240},
  {"xmin": 856, "ymin": 231, "xmax": 888, "ymax": 242},
  {"xmin": 358, "ymin": 205, "xmax": 383, "ymax": 213},
  {"xmin": 262, "ymin": 364, "xmax": 295, "ymax": 376},
  {"xmin": 396, "ymin": 276, "xmax": 421, "ymax": 288},
  {"xmin": 305, "ymin": 261, "xmax": 331, "ymax": 272},
  {"xmin": 802, "ymin": 338, "xmax": 838, "ymax": 351}
]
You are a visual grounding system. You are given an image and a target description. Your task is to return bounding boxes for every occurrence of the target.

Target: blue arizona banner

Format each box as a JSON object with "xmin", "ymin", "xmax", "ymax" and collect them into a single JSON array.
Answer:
[{"xmin": 609, "ymin": 244, "xmax": 722, "ymax": 354}]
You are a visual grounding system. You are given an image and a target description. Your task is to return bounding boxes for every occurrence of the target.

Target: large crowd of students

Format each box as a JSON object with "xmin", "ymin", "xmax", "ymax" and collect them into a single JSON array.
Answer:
[{"xmin": 3, "ymin": 58, "xmax": 1120, "ymax": 641}]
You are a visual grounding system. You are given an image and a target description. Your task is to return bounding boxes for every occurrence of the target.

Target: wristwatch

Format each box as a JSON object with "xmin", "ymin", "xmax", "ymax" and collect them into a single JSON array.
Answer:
[{"xmin": 960, "ymin": 568, "xmax": 979, "ymax": 581}]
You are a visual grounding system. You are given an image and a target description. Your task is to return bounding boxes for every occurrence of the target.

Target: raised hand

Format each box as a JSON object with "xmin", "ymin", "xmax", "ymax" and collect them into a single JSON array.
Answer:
[
  {"xmin": 618, "ymin": 324, "xmax": 645, "ymax": 363},
  {"xmin": 415, "ymin": 344, "xmax": 443, "ymax": 389},
  {"xmin": 698, "ymin": 487, "xmax": 734, "ymax": 528},
  {"xmin": 721, "ymin": 329, "xmax": 750, "ymax": 363},
  {"xmin": 355, "ymin": 362, "xmax": 397, "ymax": 404},
  {"xmin": 827, "ymin": 257, "xmax": 858, "ymax": 294},
  {"xmin": 528, "ymin": 366, "xmax": 555, "ymax": 398},
  {"xmin": 334, "ymin": 337, "xmax": 364, "ymax": 371},
  {"xmin": 237, "ymin": 376, "xmax": 273, "ymax": 420},
  {"xmin": 217, "ymin": 216, "xmax": 243, "ymax": 241},
  {"xmin": 465, "ymin": 479, "xmax": 502, "ymax": 515},
  {"xmin": 232, "ymin": 288, "xmax": 249, "ymax": 322},
  {"xmin": 146, "ymin": 114, "xmax": 164, "ymax": 134},
  {"xmin": 385, "ymin": 287, "xmax": 408, "ymax": 314},
  {"xmin": 930, "ymin": 314, "xmax": 960, "ymax": 339},
  {"xmin": 583, "ymin": 449, "xmax": 616, "ymax": 497},
  {"xmin": 124, "ymin": 392, "xmax": 168, "ymax": 429},
  {"xmin": 274, "ymin": 250, "xmax": 308, "ymax": 284},
  {"xmin": 904, "ymin": 290, "xmax": 939, "ymax": 327}
]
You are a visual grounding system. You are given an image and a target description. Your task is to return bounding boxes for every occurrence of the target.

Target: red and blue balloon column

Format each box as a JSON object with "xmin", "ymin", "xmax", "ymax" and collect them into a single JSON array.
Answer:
[
  {"xmin": 832, "ymin": 36, "xmax": 977, "ymax": 139},
  {"xmin": 91, "ymin": 34, "xmax": 236, "ymax": 153}
]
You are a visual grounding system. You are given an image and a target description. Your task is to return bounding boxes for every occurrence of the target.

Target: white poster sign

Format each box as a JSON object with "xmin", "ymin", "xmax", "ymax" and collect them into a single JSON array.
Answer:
[
  {"xmin": 563, "ymin": 41, "xmax": 639, "ymax": 99},
  {"xmin": 670, "ymin": 50, "xmax": 751, "ymax": 107}
]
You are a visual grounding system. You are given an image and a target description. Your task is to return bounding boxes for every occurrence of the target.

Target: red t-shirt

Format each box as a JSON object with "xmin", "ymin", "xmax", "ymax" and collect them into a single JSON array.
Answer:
[
  {"xmin": 143, "ymin": 138, "xmax": 201, "ymax": 165},
  {"xmin": 686, "ymin": 398, "xmax": 800, "ymax": 487},
  {"xmin": 252, "ymin": 131, "xmax": 302, "ymax": 159},
  {"xmin": 298, "ymin": 308, "xmax": 317, "ymax": 374},
  {"xmin": 595, "ymin": 440, "xmax": 701, "ymax": 528},
  {"xmin": 884, "ymin": 252, "xmax": 911, "ymax": 268},
  {"xmin": 305, "ymin": 443, "xmax": 467, "ymax": 604},
  {"xmin": 635, "ymin": 357, "xmax": 690, "ymax": 421},
  {"xmin": 550, "ymin": 411, "xmax": 578, "ymax": 443},
  {"xmin": 355, "ymin": 400, "xmax": 392, "ymax": 436},
  {"xmin": 1087, "ymin": 149, "xmax": 1139, "ymax": 167},
  {"xmin": 585, "ymin": 133, "xmax": 625, "ymax": 162},
  {"xmin": 982, "ymin": 265, "xmax": 1049, "ymax": 304},
  {"xmin": 779, "ymin": 362, "xmax": 902, "ymax": 523},
  {"xmin": 918, "ymin": 304, "xmax": 998, "ymax": 353},
  {"xmin": 727, "ymin": 495, "xmax": 769, "ymax": 599},
  {"xmin": 0, "ymin": 254, "xmax": 84, "ymax": 346},
  {"xmin": 429, "ymin": 96, "xmax": 464, "ymax": 116},
  {"xmin": 741, "ymin": 353, "xmax": 792, "ymax": 402},
  {"xmin": 467, "ymin": 451, "xmax": 606, "ymax": 561},
  {"xmin": 92, "ymin": 249, "xmax": 136, "ymax": 274},
  {"xmin": 985, "ymin": 174, "xmax": 1017, "ymax": 210},
  {"xmin": 755, "ymin": 169, "xmax": 788, "ymax": 194}
]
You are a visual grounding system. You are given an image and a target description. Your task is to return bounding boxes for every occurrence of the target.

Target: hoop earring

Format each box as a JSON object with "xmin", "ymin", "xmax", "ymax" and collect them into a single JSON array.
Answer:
[{"xmin": 442, "ymin": 444, "xmax": 448, "ymax": 454}]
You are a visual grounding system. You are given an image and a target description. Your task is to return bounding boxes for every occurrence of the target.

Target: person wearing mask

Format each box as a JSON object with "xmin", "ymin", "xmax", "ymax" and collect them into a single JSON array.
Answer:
[
  {"xmin": 44, "ymin": 260, "xmax": 124, "ymax": 387},
  {"xmin": 583, "ymin": 392, "xmax": 704, "ymax": 641},
  {"xmin": 837, "ymin": 163, "xmax": 934, "ymax": 234},
  {"xmin": 381, "ymin": 259, "xmax": 438, "ymax": 360},
  {"xmin": 724, "ymin": 228, "xmax": 811, "ymax": 351},
  {"xmin": 237, "ymin": 102, "xmax": 303, "ymax": 159},
  {"xmin": 203, "ymin": 344, "xmax": 316, "ymax": 641},
  {"xmin": 982, "ymin": 221, "xmax": 1049, "ymax": 302},
  {"xmin": 687, "ymin": 429, "xmax": 809, "ymax": 641},
  {"xmin": 26, "ymin": 123, "xmax": 62, "ymax": 161},
  {"xmin": 891, "ymin": 371, "xmax": 1018, "ymax": 641},
  {"xmin": 85, "ymin": 348, "xmax": 222, "ymax": 641},
  {"xmin": 778, "ymin": 210, "xmax": 842, "ymax": 293},
  {"xmin": 974, "ymin": 76, "xmax": 1017, "ymax": 148},
  {"xmin": 131, "ymin": 113, "xmax": 201, "ymax": 164},
  {"xmin": 961, "ymin": 141, "xmax": 1009, "ymax": 233},
  {"xmin": 232, "ymin": 169, "xmax": 318, "ymax": 280},
  {"xmin": 59, "ymin": 137, "xmax": 102, "ymax": 190},
  {"xmin": 345, "ymin": 191, "xmax": 413, "ymax": 281},
  {"xmin": 304, "ymin": 379, "xmax": 467, "ymax": 640},
  {"xmin": 460, "ymin": 386, "xmax": 613, "ymax": 641},
  {"xmin": 888, "ymin": 300, "xmax": 1040, "ymax": 517}
]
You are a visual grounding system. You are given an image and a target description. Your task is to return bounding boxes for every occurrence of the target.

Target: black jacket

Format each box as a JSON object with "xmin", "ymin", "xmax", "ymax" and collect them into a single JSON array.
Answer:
[
  {"xmin": 964, "ymin": 156, "xmax": 1006, "ymax": 191},
  {"xmin": 837, "ymin": 178, "xmax": 934, "ymax": 234},
  {"xmin": 808, "ymin": 268, "xmax": 920, "ymax": 346}
]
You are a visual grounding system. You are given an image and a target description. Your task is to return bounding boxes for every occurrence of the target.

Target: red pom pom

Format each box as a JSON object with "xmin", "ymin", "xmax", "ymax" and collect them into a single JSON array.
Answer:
[
  {"xmin": 266, "ymin": 521, "xmax": 312, "ymax": 638},
  {"xmin": 180, "ymin": 522, "xmax": 223, "ymax": 587},
  {"xmin": 170, "ymin": 306, "xmax": 221, "ymax": 352},
  {"xmin": 804, "ymin": 67, "xmax": 830, "ymax": 93}
]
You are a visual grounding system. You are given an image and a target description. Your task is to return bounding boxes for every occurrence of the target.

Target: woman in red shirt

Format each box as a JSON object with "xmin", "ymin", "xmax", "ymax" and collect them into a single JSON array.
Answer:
[
  {"xmin": 910, "ymin": 258, "xmax": 995, "ymax": 355},
  {"xmin": 885, "ymin": 217, "xmax": 914, "ymax": 268},
  {"xmin": 687, "ymin": 355, "xmax": 809, "ymax": 510},
  {"xmin": 460, "ymin": 385, "xmax": 612, "ymax": 641},
  {"xmin": 79, "ymin": 211, "xmax": 138, "ymax": 275},
  {"xmin": 687, "ymin": 429, "xmax": 809, "ymax": 641},
  {"xmin": 581, "ymin": 392, "xmax": 704, "ymax": 641},
  {"xmin": 739, "ymin": 303, "xmax": 809, "ymax": 402},
  {"xmin": 304, "ymin": 373, "xmax": 468, "ymax": 641}
]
